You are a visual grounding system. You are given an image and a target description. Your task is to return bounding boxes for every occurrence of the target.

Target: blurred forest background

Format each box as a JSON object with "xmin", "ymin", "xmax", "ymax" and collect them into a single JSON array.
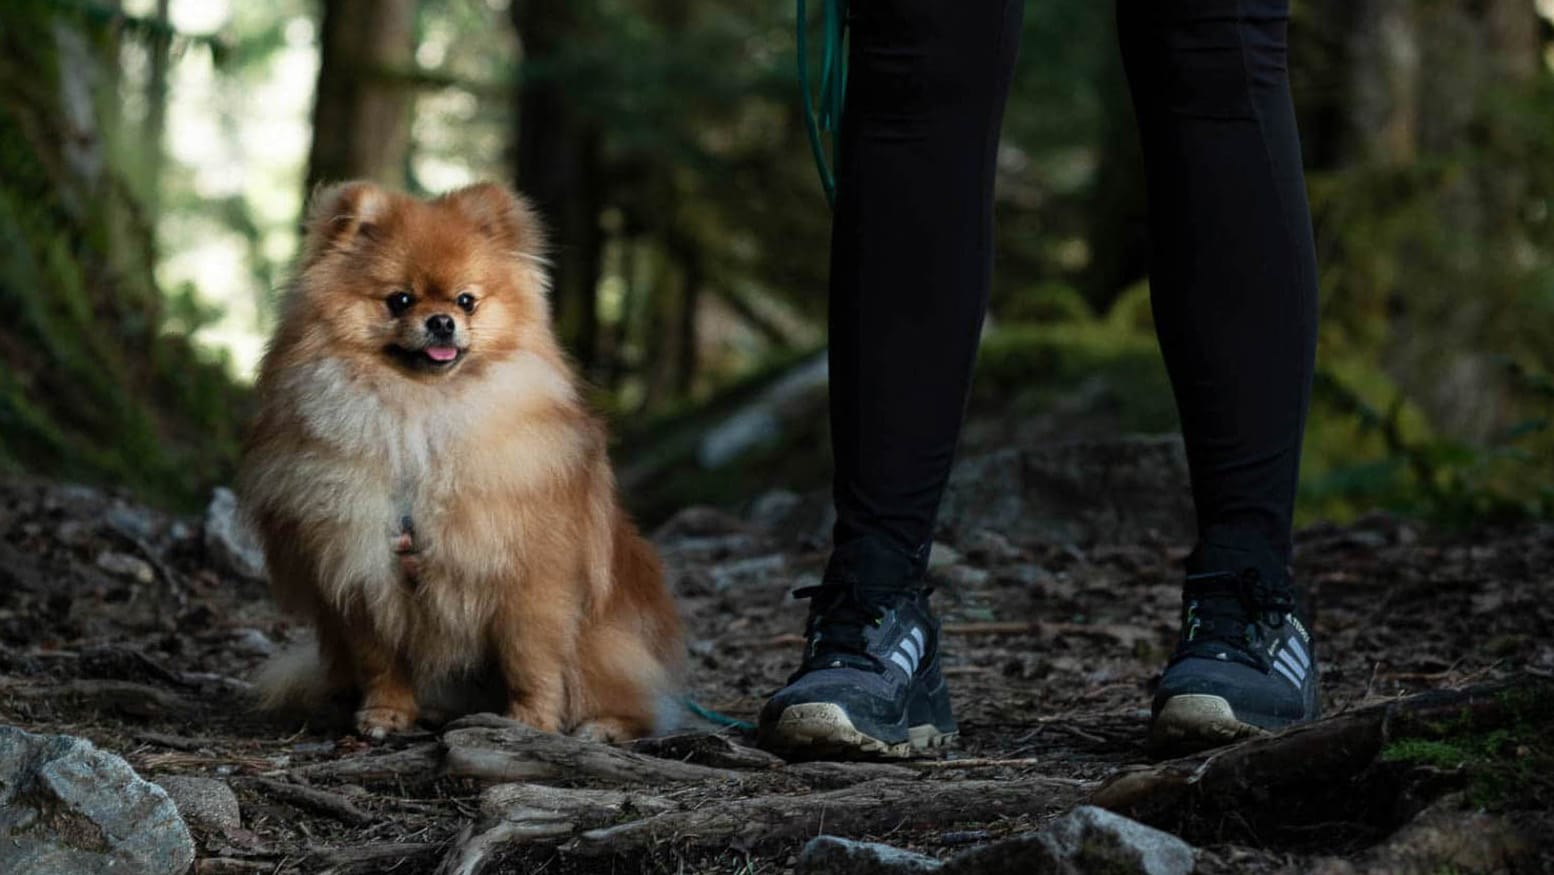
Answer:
[{"xmin": 2, "ymin": 0, "xmax": 1553, "ymax": 527}]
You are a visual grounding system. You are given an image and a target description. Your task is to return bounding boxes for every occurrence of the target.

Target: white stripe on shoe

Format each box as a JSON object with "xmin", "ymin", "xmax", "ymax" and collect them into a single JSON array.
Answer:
[
  {"xmin": 1286, "ymin": 636, "xmax": 1310, "ymax": 670},
  {"xmin": 1272, "ymin": 658, "xmax": 1302, "ymax": 689},
  {"xmin": 1276, "ymin": 650, "xmax": 1305, "ymax": 682}
]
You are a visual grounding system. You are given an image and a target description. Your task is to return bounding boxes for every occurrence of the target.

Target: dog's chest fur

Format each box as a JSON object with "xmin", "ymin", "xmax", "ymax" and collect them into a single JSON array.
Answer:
[{"xmin": 255, "ymin": 353, "xmax": 587, "ymax": 661}]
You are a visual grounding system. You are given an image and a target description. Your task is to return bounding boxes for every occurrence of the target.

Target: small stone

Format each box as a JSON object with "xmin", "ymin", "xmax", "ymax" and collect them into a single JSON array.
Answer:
[
  {"xmin": 1040, "ymin": 806, "xmax": 1195, "ymax": 875},
  {"xmin": 204, "ymin": 487, "xmax": 266, "ymax": 581},
  {"xmin": 710, "ymin": 554, "xmax": 788, "ymax": 591},
  {"xmin": 55, "ymin": 520, "xmax": 92, "ymax": 547},
  {"xmin": 928, "ymin": 543, "xmax": 963, "ymax": 570},
  {"xmin": 960, "ymin": 529, "xmax": 1023, "ymax": 564},
  {"xmin": 653, "ymin": 505, "xmax": 750, "ymax": 543},
  {"xmin": 155, "ymin": 775, "xmax": 241, "ymax": 835},
  {"xmin": 106, "ymin": 504, "xmax": 160, "ymax": 542},
  {"xmin": 999, "ymin": 564, "xmax": 1055, "ymax": 588},
  {"xmin": 745, "ymin": 489, "xmax": 804, "ymax": 531},
  {"xmin": 229, "ymin": 628, "xmax": 278, "ymax": 657},
  {"xmin": 0, "ymin": 725, "xmax": 195, "ymax": 875},
  {"xmin": 95, "ymin": 551, "xmax": 155, "ymax": 583},
  {"xmin": 797, "ymin": 835, "xmax": 943, "ymax": 874},
  {"xmin": 941, "ymin": 566, "xmax": 990, "ymax": 589},
  {"xmin": 942, "ymin": 806, "xmax": 1194, "ymax": 875}
]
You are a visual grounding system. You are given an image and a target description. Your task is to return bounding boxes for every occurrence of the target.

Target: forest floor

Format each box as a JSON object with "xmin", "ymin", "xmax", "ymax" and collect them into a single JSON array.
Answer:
[{"xmin": 1, "ymin": 470, "xmax": 1552, "ymax": 874}]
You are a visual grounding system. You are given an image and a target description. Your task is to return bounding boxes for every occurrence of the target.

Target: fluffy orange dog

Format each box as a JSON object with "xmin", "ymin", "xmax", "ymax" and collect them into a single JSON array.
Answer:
[{"xmin": 240, "ymin": 181, "xmax": 683, "ymax": 742}]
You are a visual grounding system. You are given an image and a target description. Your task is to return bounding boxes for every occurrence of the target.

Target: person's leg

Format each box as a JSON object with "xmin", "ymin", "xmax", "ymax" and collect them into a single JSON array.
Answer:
[
  {"xmin": 759, "ymin": 0, "xmax": 1022, "ymax": 758},
  {"xmin": 1116, "ymin": 0, "xmax": 1321, "ymax": 749}
]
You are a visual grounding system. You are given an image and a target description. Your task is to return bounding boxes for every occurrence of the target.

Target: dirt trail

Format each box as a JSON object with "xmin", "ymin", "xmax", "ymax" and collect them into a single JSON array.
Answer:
[{"xmin": 1, "ymin": 475, "xmax": 1550, "ymax": 873}]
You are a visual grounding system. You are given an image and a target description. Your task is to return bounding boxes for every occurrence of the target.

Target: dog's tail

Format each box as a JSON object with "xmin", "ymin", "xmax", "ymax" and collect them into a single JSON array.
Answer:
[{"xmin": 254, "ymin": 637, "xmax": 345, "ymax": 711}]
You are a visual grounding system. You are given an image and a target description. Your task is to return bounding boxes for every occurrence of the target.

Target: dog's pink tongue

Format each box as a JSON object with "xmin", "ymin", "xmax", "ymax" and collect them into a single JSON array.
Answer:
[{"xmin": 425, "ymin": 346, "xmax": 459, "ymax": 362}]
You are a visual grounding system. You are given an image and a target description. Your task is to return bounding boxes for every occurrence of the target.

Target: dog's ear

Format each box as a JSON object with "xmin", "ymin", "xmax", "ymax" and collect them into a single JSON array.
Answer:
[
  {"xmin": 300, "ymin": 180, "xmax": 390, "ymax": 264},
  {"xmin": 439, "ymin": 182, "xmax": 547, "ymax": 257}
]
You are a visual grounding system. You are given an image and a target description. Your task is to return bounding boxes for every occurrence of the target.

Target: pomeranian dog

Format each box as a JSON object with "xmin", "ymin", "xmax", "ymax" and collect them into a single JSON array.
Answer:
[{"xmin": 240, "ymin": 180, "xmax": 683, "ymax": 742}]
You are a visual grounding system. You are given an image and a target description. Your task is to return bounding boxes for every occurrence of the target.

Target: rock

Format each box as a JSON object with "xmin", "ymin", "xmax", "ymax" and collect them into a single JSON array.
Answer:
[
  {"xmin": 939, "ymin": 566, "xmax": 990, "ymax": 589},
  {"xmin": 658, "ymin": 533, "xmax": 763, "ymax": 562},
  {"xmin": 154, "ymin": 775, "xmax": 241, "ymax": 836},
  {"xmin": 0, "ymin": 725, "xmax": 195, "ymax": 875},
  {"xmin": 710, "ymin": 554, "xmax": 788, "ymax": 591},
  {"xmin": 94, "ymin": 551, "xmax": 154, "ymax": 584},
  {"xmin": 943, "ymin": 805, "xmax": 1194, "ymax": 875},
  {"xmin": 739, "ymin": 489, "xmax": 834, "ymax": 549},
  {"xmin": 652, "ymin": 505, "xmax": 750, "ymax": 543},
  {"xmin": 228, "ymin": 628, "xmax": 278, "ymax": 657},
  {"xmin": 937, "ymin": 437, "xmax": 1193, "ymax": 546},
  {"xmin": 1354, "ymin": 799, "xmax": 1532, "ymax": 874},
  {"xmin": 998, "ymin": 563, "xmax": 1055, "ymax": 588},
  {"xmin": 927, "ymin": 543, "xmax": 963, "ymax": 570},
  {"xmin": 1040, "ymin": 805, "xmax": 1194, "ymax": 875},
  {"xmin": 798, "ymin": 807, "xmax": 1194, "ymax": 875},
  {"xmin": 744, "ymin": 488, "xmax": 802, "ymax": 527},
  {"xmin": 797, "ymin": 836, "xmax": 943, "ymax": 874},
  {"xmin": 106, "ymin": 504, "xmax": 161, "ymax": 542},
  {"xmin": 203, "ymin": 487, "xmax": 265, "ymax": 581},
  {"xmin": 960, "ymin": 529, "xmax": 1024, "ymax": 564}
]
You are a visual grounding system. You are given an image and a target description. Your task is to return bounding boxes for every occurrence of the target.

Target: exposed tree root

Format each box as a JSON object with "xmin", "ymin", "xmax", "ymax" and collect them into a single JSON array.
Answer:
[
  {"xmin": 570, "ymin": 775, "xmax": 1092, "ymax": 856},
  {"xmin": 1091, "ymin": 675, "xmax": 1554, "ymax": 847}
]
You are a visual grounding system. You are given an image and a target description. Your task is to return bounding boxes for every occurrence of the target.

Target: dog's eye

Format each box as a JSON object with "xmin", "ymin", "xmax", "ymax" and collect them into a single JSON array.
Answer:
[
  {"xmin": 455, "ymin": 293, "xmax": 476, "ymax": 313},
  {"xmin": 386, "ymin": 291, "xmax": 414, "ymax": 316}
]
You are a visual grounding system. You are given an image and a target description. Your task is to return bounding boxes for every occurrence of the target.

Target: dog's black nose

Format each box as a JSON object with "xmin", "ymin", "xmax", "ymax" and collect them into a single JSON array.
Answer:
[{"xmin": 425, "ymin": 314, "xmax": 456, "ymax": 338}]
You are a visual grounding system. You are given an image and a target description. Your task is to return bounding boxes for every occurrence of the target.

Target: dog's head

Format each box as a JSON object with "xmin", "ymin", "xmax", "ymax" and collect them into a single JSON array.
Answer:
[{"xmin": 289, "ymin": 181, "xmax": 550, "ymax": 381}]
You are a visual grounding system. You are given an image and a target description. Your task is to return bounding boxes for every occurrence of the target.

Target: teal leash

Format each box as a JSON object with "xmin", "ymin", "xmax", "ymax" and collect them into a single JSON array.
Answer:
[
  {"xmin": 683, "ymin": 696, "xmax": 757, "ymax": 732},
  {"xmin": 797, "ymin": 0, "xmax": 849, "ymax": 207}
]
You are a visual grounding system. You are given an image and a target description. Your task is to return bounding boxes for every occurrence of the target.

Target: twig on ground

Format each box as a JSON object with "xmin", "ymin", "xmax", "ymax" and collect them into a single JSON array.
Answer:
[{"xmin": 252, "ymin": 777, "xmax": 376, "ymax": 825}]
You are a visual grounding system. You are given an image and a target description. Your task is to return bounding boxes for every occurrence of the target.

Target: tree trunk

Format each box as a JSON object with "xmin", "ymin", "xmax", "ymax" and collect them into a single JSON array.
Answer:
[
  {"xmin": 304, "ymin": 0, "xmax": 415, "ymax": 193},
  {"xmin": 510, "ymin": 0, "xmax": 603, "ymax": 371},
  {"xmin": 670, "ymin": 235, "xmax": 702, "ymax": 396},
  {"xmin": 143, "ymin": 0, "xmax": 170, "ymax": 215}
]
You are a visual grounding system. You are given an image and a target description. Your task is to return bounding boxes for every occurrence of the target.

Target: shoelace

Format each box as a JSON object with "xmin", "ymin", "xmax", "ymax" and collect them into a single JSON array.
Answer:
[
  {"xmin": 790, "ymin": 581, "xmax": 898, "ymax": 676},
  {"xmin": 1177, "ymin": 568, "xmax": 1295, "ymax": 671}
]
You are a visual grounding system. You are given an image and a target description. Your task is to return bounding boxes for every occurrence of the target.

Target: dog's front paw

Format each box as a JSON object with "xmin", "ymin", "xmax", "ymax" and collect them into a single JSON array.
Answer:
[
  {"xmin": 506, "ymin": 702, "xmax": 562, "ymax": 734},
  {"xmin": 355, "ymin": 706, "xmax": 416, "ymax": 740},
  {"xmin": 571, "ymin": 718, "xmax": 640, "ymax": 745}
]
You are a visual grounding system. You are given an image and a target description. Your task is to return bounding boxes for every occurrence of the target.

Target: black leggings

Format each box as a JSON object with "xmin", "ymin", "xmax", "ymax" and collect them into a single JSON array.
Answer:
[{"xmin": 827, "ymin": 0, "xmax": 1319, "ymax": 574}]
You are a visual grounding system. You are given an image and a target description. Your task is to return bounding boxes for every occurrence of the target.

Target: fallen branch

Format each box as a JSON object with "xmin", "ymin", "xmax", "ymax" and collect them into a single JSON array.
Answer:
[
  {"xmin": 443, "ymin": 723, "xmax": 741, "ymax": 786},
  {"xmin": 3, "ymin": 678, "xmax": 193, "ymax": 718},
  {"xmin": 282, "ymin": 743, "xmax": 442, "ymax": 785},
  {"xmin": 780, "ymin": 760, "xmax": 919, "ymax": 790},
  {"xmin": 436, "ymin": 784, "xmax": 676, "ymax": 875},
  {"xmin": 907, "ymin": 757, "xmax": 1057, "ymax": 772},
  {"xmin": 309, "ymin": 841, "xmax": 441, "ymax": 873},
  {"xmin": 572, "ymin": 776, "xmax": 1089, "ymax": 855},
  {"xmin": 628, "ymin": 732, "xmax": 784, "ymax": 771},
  {"xmin": 251, "ymin": 777, "xmax": 374, "ymax": 825}
]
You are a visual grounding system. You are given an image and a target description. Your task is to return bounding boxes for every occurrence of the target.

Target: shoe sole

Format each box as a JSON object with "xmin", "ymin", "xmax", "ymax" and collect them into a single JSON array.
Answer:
[
  {"xmin": 1149, "ymin": 694, "xmax": 1267, "ymax": 754},
  {"xmin": 760, "ymin": 703, "xmax": 957, "ymax": 760}
]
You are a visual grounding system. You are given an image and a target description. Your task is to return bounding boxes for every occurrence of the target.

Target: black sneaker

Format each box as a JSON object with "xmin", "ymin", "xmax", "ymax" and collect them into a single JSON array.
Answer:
[
  {"xmin": 758, "ymin": 541, "xmax": 958, "ymax": 759},
  {"xmin": 1150, "ymin": 535, "xmax": 1319, "ymax": 753}
]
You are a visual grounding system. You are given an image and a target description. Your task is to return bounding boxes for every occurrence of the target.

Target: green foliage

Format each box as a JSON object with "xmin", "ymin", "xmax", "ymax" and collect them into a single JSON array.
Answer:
[
  {"xmin": 0, "ymin": 0, "xmax": 244, "ymax": 507},
  {"xmin": 1382, "ymin": 684, "xmax": 1554, "ymax": 811}
]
